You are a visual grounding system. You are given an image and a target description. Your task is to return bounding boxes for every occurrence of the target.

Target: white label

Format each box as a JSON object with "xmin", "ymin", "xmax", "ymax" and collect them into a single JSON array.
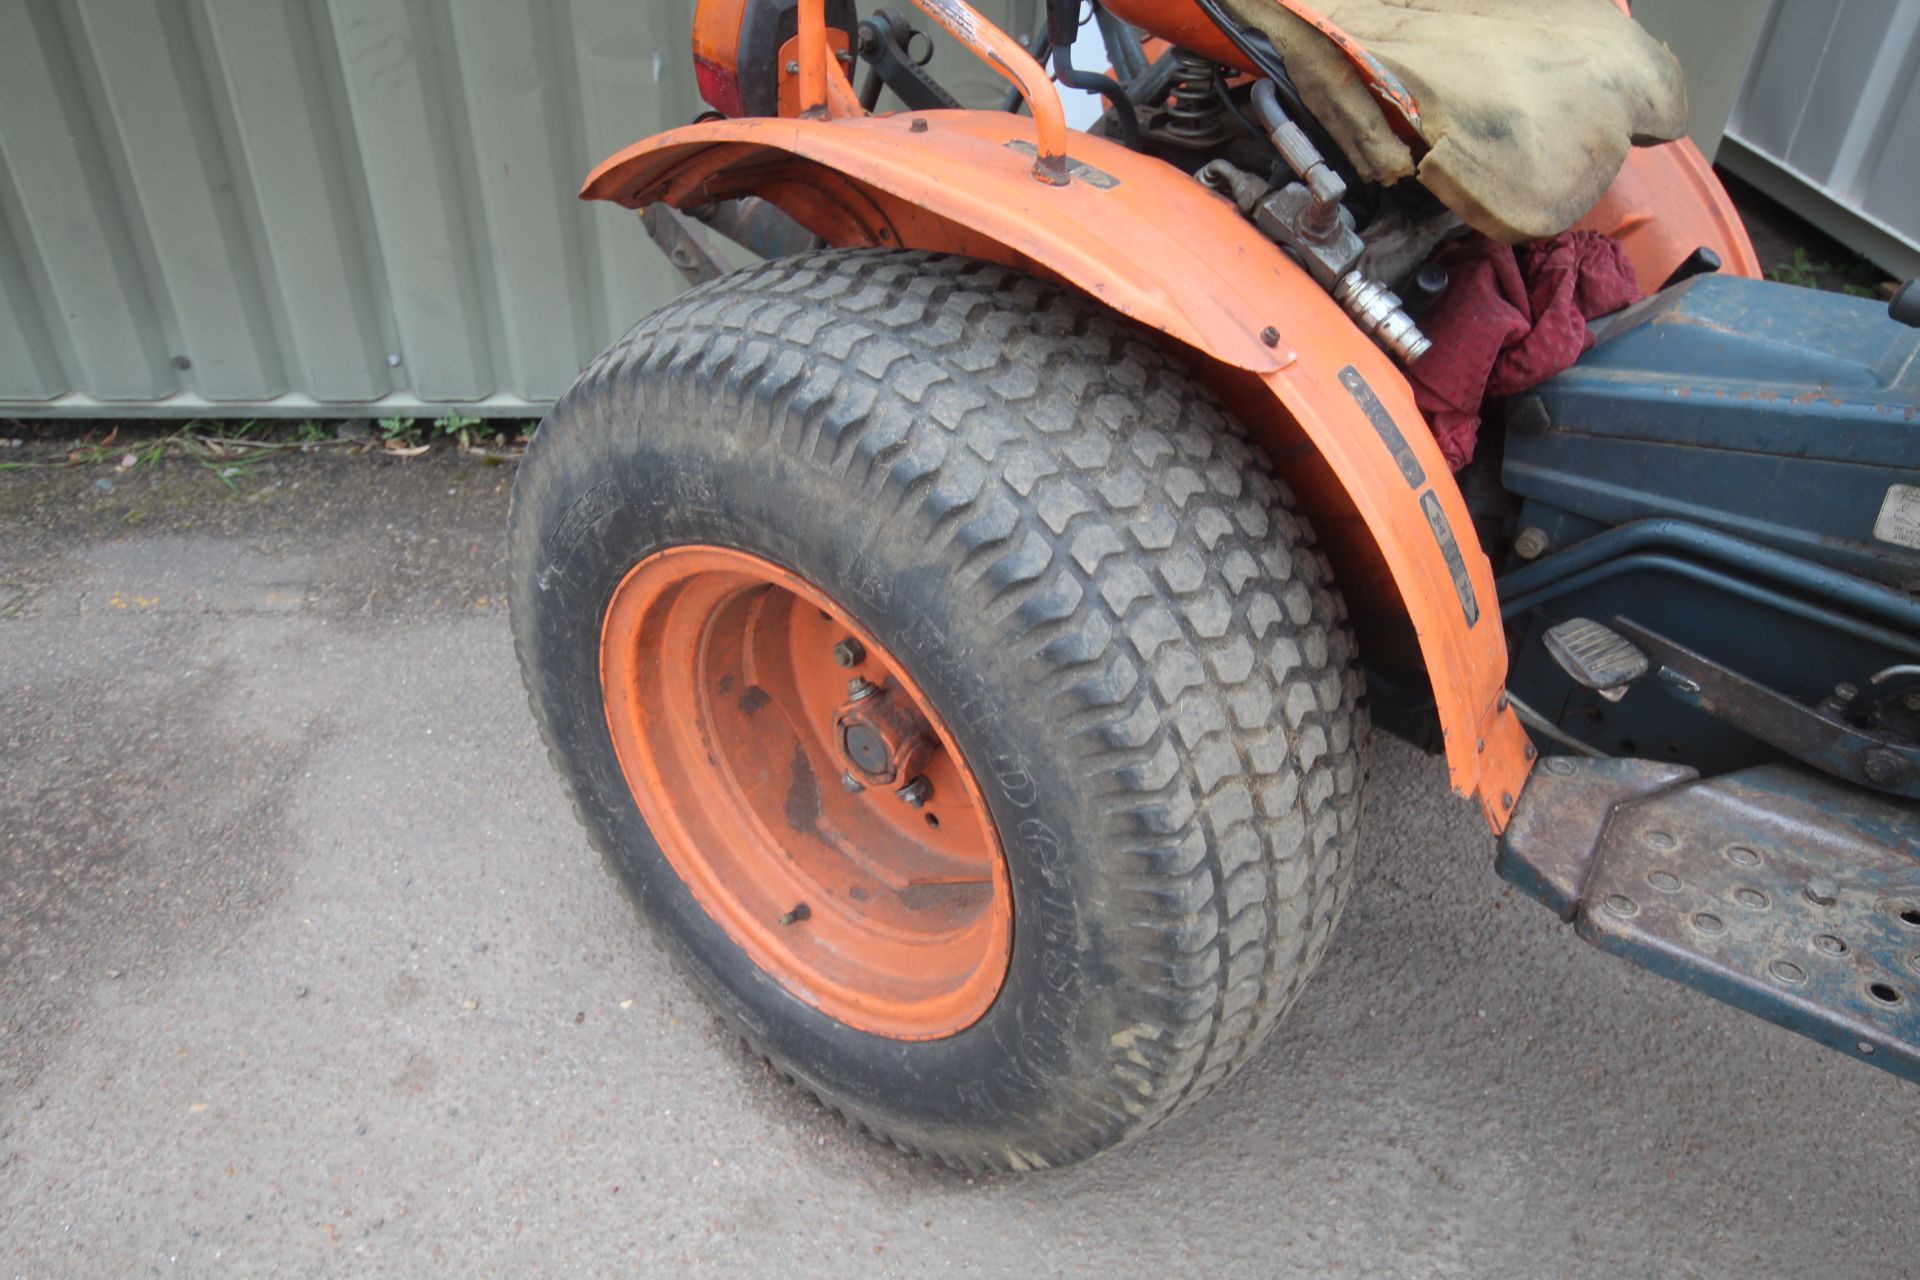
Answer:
[
  {"xmin": 917, "ymin": 0, "xmax": 978, "ymax": 44},
  {"xmin": 1875, "ymin": 484, "xmax": 1920, "ymax": 551}
]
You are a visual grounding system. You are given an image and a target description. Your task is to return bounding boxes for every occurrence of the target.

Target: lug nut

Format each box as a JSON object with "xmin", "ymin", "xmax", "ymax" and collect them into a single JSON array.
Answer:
[
  {"xmin": 833, "ymin": 638, "xmax": 866, "ymax": 668},
  {"xmin": 896, "ymin": 776, "xmax": 932, "ymax": 808}
]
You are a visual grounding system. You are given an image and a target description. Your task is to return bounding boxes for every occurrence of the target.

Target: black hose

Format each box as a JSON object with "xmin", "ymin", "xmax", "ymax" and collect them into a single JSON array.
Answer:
[
  {"xmin": 1248, "ymin": 78, "xmax": 1291, "ymax": 141},
  {"xmin": 1053, "ymin": 38, "xmax": 1143, "ymax": 150},
  {"xmin": 1128, "ymin": 48, "xmax": 1181, "ymax": 108}
]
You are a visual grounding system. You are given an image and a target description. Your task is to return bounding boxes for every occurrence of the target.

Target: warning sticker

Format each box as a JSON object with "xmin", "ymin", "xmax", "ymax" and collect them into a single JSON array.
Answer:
[
  {"xmin": 917, "ymin": 0, "xmax": 978, "ymax": 44},
  {"xmin": 1874, "ymin": 484, "xmax": 1920, "ymax": 551}
]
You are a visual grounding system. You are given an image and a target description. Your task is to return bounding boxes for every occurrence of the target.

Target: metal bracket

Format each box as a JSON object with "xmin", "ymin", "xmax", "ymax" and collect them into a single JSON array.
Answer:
[
  {"xmin": 1616, "ymin": 617, "xmax": 1920, "ymax": 800},
  {"xmin": 686, "ymin": 197, "xmax": 827, "ymax": 261},
  {"xmin": 855, "ymin": 8, "xmax": 962, "ymax": 112},
  {"xmin": 639, "ymin": 205, "xmax": 733, "ymax": 287}
]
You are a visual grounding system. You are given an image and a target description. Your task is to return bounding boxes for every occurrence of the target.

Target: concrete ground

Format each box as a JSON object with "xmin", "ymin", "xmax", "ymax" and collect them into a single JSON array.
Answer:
[{"xmin": 1, "ymin": 445, "xmax": 1913, "ymax": 1279}]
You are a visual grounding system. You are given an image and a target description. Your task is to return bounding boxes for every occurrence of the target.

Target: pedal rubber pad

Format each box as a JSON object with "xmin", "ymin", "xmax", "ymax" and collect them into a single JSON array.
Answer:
[{"xmin": 1543, "ymin": 616, "xmax": 1648, "ymax": 699}]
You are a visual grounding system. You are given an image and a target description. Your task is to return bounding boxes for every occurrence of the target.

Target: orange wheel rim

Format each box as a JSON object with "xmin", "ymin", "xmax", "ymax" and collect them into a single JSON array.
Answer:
[{"xmin": 599, "ymin": 545, "xmax": 1012, "ymax": 1040}]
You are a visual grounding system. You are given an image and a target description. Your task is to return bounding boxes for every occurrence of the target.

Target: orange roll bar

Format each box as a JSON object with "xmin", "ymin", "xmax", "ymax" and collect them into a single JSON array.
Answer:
[
  {"xmin": 797, "ymin": 0, "xmax": 829, "ymax": 115},
  {"xmin": 904, "ymin": 0, "xmax": 1071, "ymax": 184}
]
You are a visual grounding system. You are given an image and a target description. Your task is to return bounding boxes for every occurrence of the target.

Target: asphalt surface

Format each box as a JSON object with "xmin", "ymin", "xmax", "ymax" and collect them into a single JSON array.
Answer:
[{"xmin": 2, "ymin": 444, "xmax": 1914, "ymax": 1278}]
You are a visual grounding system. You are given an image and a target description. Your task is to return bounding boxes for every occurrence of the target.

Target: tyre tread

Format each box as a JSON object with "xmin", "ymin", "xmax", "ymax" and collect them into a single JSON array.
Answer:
[{"xmin": 509, "ymin": 250, "xmax": 1369, "ymax": 1170}]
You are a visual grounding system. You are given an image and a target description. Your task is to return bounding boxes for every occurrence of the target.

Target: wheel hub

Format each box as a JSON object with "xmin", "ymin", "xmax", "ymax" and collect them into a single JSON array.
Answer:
[
  {"xmin": 598, "ymin": 545, "xmax": 1012, "ymax": 1040},
  {"xmin": 834, "ymin": 677, "xmax": 933, "ymax": 792}
]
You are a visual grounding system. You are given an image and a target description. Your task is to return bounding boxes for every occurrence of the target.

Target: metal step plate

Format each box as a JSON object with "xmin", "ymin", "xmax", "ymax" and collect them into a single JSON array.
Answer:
[{"xmin": 1504, "ymin": 760, "xmax": 1920, "ymax": 1082}]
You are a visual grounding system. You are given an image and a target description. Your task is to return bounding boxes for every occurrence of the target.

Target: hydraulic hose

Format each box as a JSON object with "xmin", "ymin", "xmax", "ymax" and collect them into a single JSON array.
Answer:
[
  {"xmin": 1129, "ymin": 49, "xmax": 1181, "ymax": 108},
  {"xmin": 1189, "ymin": 0, "xmax": 1355, "ymax": 182},
  {"xmin": 1248, "ymin": 77, "xmax": 1290, "ymax": 140},
  {"xmin": 1053, "ymin": 37, "xmax": 1142, "ymax": 150}
]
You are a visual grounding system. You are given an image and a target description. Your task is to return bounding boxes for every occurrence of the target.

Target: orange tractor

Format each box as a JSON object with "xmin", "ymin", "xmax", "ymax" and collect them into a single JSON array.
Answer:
[{"xmin": 510, "ymin": 0, "xmax": 1920, "ymax": 1169}]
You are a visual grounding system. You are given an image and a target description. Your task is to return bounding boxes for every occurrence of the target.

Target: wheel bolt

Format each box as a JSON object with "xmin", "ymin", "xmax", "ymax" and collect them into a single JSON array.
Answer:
[
  {"xmin": 833, "ymin": 638, "xmax": 866, "ymax": 668},
  {"xmin": 896, "ymin": 776, "xmax": 932, "ymax": 808}
]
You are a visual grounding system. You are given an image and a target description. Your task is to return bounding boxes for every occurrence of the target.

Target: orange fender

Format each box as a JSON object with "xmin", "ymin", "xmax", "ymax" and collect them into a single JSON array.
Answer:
[
  {"xmin": 582, "ymin": 111, "xmax": 1534, "ymax": 828},
  {"xmin": 1576, "ymin": 138, "xmax": 1764, "ymax": 291}
]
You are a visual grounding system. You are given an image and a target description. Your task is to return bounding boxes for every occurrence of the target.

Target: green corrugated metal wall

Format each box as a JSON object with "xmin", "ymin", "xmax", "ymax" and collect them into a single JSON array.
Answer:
[{"xmin": 0, "ymin": 0, "xmax": 1036, "ymax": 418}]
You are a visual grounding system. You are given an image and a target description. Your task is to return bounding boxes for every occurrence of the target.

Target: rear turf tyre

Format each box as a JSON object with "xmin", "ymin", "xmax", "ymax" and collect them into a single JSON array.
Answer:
[{"xmin": 509, "ymin": 250, "xmax": 1368, "ymax": 1170}]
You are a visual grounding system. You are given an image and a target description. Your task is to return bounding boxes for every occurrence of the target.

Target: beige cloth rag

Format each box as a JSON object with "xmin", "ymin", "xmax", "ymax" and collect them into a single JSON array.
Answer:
[{"xmin": 1216, "ymin": 0, "xmax": 1689, "ymax": 241}]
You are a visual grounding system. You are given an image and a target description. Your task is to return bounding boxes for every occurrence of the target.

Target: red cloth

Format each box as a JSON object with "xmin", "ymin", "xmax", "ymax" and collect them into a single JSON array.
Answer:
[{"xmin": 1410, "ymin": 230, "xmax": 1641, "ymax": 470}]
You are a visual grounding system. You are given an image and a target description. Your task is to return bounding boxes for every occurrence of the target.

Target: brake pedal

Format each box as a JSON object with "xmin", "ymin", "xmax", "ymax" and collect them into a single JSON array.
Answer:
[{"xmin": 1543, "ymin": 616, "xmax": 1648, "ymax": 701}]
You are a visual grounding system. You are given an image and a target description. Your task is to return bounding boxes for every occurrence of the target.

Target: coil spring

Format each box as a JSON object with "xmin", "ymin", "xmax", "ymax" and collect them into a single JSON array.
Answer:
[{"xmin": 1166, "ymin": 49, "xmax": 1223, "ymax": 142}]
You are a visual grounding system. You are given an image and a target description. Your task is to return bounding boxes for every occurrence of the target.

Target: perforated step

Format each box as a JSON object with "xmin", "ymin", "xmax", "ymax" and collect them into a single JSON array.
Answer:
[{"xmin": 1501, "ymin": 759, "xmax": 1920, "ymax": 1081}]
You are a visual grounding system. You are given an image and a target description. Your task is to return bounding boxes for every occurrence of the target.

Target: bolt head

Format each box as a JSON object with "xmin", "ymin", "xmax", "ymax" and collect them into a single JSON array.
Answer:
[
  {"xmin": 896, "ymin": 776, "xmax": 932, "ymax": 808},
  {"xmin": 909, "ymin": 118, "xmax": 929, "ymax": 133},
  {"xmin": 1864, "ymin": 750, "xmax": 1903, "ymax": 785},
  {"xmin": 841, "ymin": 771, "xmax": 866, "ymax": 794},
  {"xmin": 832, "ymin": 638, "xmax": 866, "ymax": 668},
  {"xmin": 1259, "ymin": 326, "xmax": 1281, "ymax": 348},
  {"xmin": 846, "ymin": 676, "xmax": 878, "ymax": 701},
  {"xmin": 1513, "ymin": 526, "xmax": 1550, "ymax": 560}
]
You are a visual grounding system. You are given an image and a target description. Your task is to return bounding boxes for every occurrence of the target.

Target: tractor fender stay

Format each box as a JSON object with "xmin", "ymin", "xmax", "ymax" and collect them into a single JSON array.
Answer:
[{"xmin": 582, "ymin": 111, "xmax": 1534, "ymax": 828}]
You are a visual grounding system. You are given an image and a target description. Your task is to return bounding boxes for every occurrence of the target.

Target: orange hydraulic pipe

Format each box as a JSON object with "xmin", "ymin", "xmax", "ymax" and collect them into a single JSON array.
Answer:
[
  {"xmin": 797, "ymin": 0, "xmax": 829, "ymax": 116},
  {"xmin": 904, "ymin": 0, "xmax": 1070, "ymax": 184}
]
